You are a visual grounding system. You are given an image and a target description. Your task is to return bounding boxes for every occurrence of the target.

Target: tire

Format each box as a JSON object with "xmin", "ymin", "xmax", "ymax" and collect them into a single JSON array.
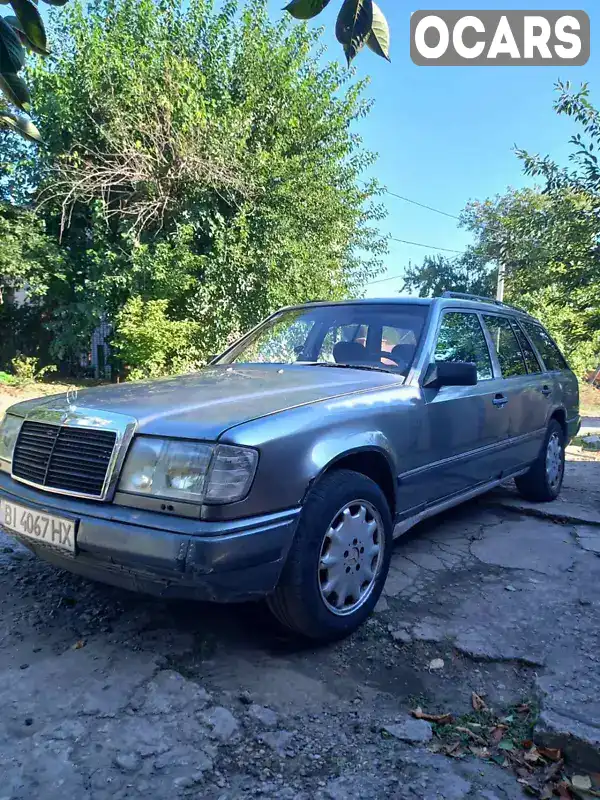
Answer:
[
  {"xmin": 515, "ymin": 419, "xmax": 565, "ymax": 502},
  {"xmin": 267, "ymin": 469, "xmax": 393, "ymax": 641}
]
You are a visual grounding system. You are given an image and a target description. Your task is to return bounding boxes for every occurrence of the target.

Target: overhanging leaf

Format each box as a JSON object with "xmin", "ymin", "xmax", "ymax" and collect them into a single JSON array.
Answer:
[
  {"xmin": 0, "ymin": 16, "xmax": 25, "ymax": 73},
  {"xmin": 0, "ymin": 71, "xmax": 31, "ymax": 111},
  {"xmin": 3, "ymin": 14, "xmax": 48, "ymax": 55},
  {"xmin": 0, "ymin": 110, "xmax": 41, "ymax": 141},
  {"xmin": 335, "ymin": 0, "xmax": 373, "ymax": 65},
  {"xmin": 9, "ymin": 0, "xmax": 49, "ymax": 54},
  {"xmin": 366, "ymin": 1, "xmax": 390, "ymax": 61},
  {"xmin": 39, "ymin": 0, "xmax": 69, "ymax": 6},
  {"xmin": 283, "ymin": 0, "xmax": 331, "ymax": 20}
]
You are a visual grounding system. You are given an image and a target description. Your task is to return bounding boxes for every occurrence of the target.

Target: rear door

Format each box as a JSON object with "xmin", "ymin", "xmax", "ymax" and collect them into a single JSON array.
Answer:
[
  {"xmin": 406, "ymin": 309, "xmax": 511, "ymax": 506},
  {"xmin": 481, "ymin": 313, "xmax": 549, "ymax": 469}
]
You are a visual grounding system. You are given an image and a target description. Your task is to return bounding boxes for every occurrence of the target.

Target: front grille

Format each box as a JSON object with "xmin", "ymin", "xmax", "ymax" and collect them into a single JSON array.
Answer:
[{"xmin": 12, "ymin": 421, "xmax": 117, "ymax": 498}]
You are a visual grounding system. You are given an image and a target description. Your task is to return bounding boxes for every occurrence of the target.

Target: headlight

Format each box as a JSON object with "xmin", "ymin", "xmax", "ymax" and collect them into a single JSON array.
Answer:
[
  {"xmin": 118, "ymin": 437, "xmax": 258, "ymax": 505},
  {"xmin": 0, "ymin": 414, "xmax": 23, "ymax": 465}
]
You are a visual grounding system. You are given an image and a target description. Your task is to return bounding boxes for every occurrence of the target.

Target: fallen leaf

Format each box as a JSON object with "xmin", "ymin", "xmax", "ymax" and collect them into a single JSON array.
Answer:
[
  {"xmin": 410, "ymin": 707, "xmax": 454, "ymax": 724},
  {"xmin": 540, "ymin": 785, "xmax": 555, "ymax": 800},
  {"xmin": 516, "ymin": 704, "xmax": 531, "ymax": 714},
  {"xmin": 498, "ymin": 740, "xmax": 515, "ymax": 751},
  {"xmin": 524, "ymin": 746, "xmax": 542, "ymax": 764},
  {"xmin": 538, "ymin": 747, "xmax": 562, "ymax": 762},
  {"xmin": 71, "ymin": 640, "xmax": 86, "ymax": 650},
  {"xmin": 472, "ymin": 691, "xmax": 487, "ymax": 711},
  {"xmin": 491, "ymin": 726, "xmax": 507, "ymax": 743},
  {"xmin": 572, "ymin": 776, "xmax": 593, "ymax": 791},
  {"xmin": 517, "ymin": 767, "xmax": 533, "ymax": 779},
  {"xmin": 428, "ymin": 658, "xmax": 444, "ymax": 671},
  {"xmin": 557, "ymin": 781, "xmax": 573, "ymax": 799},
  {"xmin": 522, "ymin": 739, "xmax": 533, "ymax": 750}
]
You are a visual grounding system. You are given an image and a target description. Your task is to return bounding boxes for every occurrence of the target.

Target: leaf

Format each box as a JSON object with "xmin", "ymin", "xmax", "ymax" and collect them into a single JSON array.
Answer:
[
  {"xmin": 0, "ymin": 16, "xmax": 25, "ymax": 73},
  {"xmin": 491, "ymin": 726, "xmax": 506, "ymax": 743},
  {"xmin": 335, "ymin": 0, "xmax": 373, "ymax": 65},
  {"xmin": 471, "ymin": 692, "xmax": 487, "ymax": 711},
  {"xmin": 283, "ymin": 0, "xmax": 330, "ymax": 20},
  {"xmin": 498, "ymin": 739, "xmax": 515, "ymax": 751},
  {"xmin": 39, "ymin": 0, "xmax": 69, "ymax": 5},
  {"xmin": 538, "ymin": 747, "xmax": 562, "ymax": 762},
  {"xmin": 0, "ymin": 72, "xmax": 30, "ymax": 111},
  {"xmin": 8, "ymin": 0, "xmax": 49, "ymax": 54},
  {"xmin": 0, "ymin": 110, "xmax": 41, "ymax": 141},
  {"xmin": 366, "ymin": 1, "xmax": 390, "ymax": 61},
  {"xmin": 71, "ymin": 639, "xmax": 86, "ymax": 650},
  {"xmin": 411, "ymin": 707, "xmax": 454, "ymax": 724}
]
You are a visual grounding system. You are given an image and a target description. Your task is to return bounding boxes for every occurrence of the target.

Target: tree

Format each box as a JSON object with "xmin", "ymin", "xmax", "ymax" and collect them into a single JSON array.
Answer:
[
  {"xmin": 0, "ymin": 0, "xmax": 386, "ymax": 376},
  {"xmin": 402, "ymin": 250, "xmax": 495, "ymax": 298}
]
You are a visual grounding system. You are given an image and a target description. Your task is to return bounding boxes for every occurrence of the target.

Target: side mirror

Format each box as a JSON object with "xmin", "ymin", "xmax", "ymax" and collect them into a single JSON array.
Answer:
[{"xmin": 423, "ymin": 361, "xmax": 477, "ymax": 389}]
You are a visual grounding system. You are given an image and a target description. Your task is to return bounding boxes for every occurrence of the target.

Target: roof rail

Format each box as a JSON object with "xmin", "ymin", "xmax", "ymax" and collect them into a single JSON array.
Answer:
[{"xmin": 441, "ymin": 291, "xmax": 526, "ymax": 314}]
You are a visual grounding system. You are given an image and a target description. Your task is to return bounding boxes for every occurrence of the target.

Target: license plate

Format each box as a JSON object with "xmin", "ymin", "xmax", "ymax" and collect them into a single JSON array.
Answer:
[{"xmin": 0, "ymin": 499, "xmax": 76, "ymax": 553}]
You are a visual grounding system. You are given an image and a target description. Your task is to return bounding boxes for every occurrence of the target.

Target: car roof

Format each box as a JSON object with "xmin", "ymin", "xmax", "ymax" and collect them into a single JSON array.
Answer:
[{"xmin": 282, "ymin": 295, "xmax": 537, "ymax": 321}]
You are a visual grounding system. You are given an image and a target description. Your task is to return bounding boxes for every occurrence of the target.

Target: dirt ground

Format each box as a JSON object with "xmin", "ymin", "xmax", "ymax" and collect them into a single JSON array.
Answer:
[{"xmin": 1, "ymin": 383, "xmax": 600, "ymax": 798}]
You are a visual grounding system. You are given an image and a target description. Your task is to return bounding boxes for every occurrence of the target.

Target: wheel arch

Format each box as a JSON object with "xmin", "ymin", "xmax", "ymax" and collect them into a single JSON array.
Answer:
[
  {"xmin": 550, "ymin": 407, "xmax": 567, "ymax": 438},
  {"xmin": 309, "ymin": 447, "xmax": 397, "ymax": 517}
]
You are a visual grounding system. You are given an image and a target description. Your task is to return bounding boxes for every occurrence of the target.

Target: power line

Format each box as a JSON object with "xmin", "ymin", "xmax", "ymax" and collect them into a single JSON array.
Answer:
[
  {"xmin": 367, "ymin": 273, "xmax": 405, "ymax": 287},
  {"xmin": 384, "ymin": 190, "xmax": 460, "ymax": 220},
  {"xmin": 389, "ymin": 236, "xmax": 463, "ymax": 254},
  {"xmin": 361, "ymin": 180, "xmax": 461, "ymax": 220}
]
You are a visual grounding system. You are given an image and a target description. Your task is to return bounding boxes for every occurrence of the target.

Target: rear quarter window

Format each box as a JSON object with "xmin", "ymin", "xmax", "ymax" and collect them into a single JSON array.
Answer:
[{"xmin": 521, "ymin": 322, "xmax": 568, "ymax": 372}]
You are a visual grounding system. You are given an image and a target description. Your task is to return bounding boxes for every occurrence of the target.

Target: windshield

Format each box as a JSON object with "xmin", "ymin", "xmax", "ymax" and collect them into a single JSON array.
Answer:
[{"xmin": 216, "ymin": 303, "xmax": 429, "ymax": 375}]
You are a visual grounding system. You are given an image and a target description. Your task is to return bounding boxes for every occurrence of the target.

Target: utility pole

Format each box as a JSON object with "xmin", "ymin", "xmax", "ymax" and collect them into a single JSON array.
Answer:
[{"xmin": 496, "ymin": 262, "xmax": 505, "ymax": 301}]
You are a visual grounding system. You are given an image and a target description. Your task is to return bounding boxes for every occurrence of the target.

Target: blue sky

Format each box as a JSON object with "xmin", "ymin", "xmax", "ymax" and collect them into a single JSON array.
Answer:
[{"xmin": 272, "ymin": 0, "xmax": 597, "ymax": 297}]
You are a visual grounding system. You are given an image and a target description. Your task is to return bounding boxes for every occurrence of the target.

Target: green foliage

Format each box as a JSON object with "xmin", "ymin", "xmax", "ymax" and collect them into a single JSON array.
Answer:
[
  {"xmin": 0, "ymin": 369, "xmax": 18, "ymax": 385},
  {"xmin": 112, "ymin": 297, "xmax": 204, "ymax": 380},
  {"xmin": 0, "ymin": 0, "xmax": 386, "ymax": 376},
  {"xmin": 402, "ymin": 251, "xmax": 496, "ymax": 298},
  {"xmin": 11, "ymin": 351, "xmax": 56, "ymax": 381},
  {"xmin": 0, "ymin": 0, "xmax": 63, "ymax": 140},
  {"xmin": 287, "ymin": 0, "xmax": 389, "ymax": 65}
]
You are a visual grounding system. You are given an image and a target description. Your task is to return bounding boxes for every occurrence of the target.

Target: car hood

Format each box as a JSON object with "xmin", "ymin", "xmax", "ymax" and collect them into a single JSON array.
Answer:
[{"xmin": 9, "ymin": 364, "xmax": 403, "ymax": 440}]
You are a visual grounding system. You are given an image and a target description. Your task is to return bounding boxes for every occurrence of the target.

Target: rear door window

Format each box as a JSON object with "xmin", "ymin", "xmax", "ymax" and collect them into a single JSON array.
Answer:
[
  {"xmin": 482, "ymin": 315, "xmax": 527, "ymax": 378},
  {"xmin": 433, "ymin": 311, "xmax": 493, "ymax": 381},
  {"xmin": 521, "ymin": 322, "xmax": 567, "ymax": 372}
]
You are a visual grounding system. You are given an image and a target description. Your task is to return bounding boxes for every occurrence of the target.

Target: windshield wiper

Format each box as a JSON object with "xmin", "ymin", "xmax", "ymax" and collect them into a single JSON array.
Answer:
[{"xmin": 299, "ymin": 361, "xmax": 396, "ymax": 374}]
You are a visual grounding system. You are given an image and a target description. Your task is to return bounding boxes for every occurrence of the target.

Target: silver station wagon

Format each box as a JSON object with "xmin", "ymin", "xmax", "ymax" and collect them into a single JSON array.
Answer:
[{"xmin": 0, "ymin": 293, "xmax": 580, "ymax": 640}]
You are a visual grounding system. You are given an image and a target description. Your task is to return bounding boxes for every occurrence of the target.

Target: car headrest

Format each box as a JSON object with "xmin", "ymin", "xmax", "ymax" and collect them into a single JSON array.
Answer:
[
  {"xmin": 333, "ymin": 341, "xmax": 368, "ymax": 364},
  {"xmin": 391, "ymin": 343, "xmax": 416, "ymax": 366}
]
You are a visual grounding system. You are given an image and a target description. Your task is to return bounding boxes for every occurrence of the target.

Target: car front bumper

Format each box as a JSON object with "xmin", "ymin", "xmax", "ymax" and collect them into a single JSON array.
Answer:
[{"xmin": 0, "ymin": 472, "xmax": 299, "ymax": 602}]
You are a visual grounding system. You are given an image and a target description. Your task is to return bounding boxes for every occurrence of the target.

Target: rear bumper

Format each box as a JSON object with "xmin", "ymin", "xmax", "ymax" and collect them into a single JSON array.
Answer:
[{"xmin": 0, "ymin": 472, "xmax": 299, "ymax": 602}]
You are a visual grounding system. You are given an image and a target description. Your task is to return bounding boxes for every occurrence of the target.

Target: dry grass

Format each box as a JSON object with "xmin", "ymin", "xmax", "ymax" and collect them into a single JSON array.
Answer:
[{"xmin": 580, "ymin": 381, "xmax": 600, "ymax": 417}]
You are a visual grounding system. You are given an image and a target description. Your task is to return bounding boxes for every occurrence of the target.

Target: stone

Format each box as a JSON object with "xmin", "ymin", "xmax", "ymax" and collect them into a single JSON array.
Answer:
[
  {"xmin": 259, "ymin": 730, "xmax": 295, "ymax": 757},
  {"xmin": 383, "ymin": 717, "xmax": 433, "ymax": 744},
  {"xmin": 390, "ymin": 629, "xmax": 412, "ymax": 644},
  {"xmin": 114, "ymin": 752, "xmax": 141, "ymax": 772},
  {"xmin": 205, "ymin": 706, "xmax": 239, "ymax": 741},
  {"xmin": 248, "ymin": 704, "xmax": 279, "ymax": 729}
]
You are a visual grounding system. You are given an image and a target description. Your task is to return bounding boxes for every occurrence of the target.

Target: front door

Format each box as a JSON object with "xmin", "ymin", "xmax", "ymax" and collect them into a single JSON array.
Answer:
[{"xmin": 399, "ymin": 309, "xmax": 511, "ymax": 508}]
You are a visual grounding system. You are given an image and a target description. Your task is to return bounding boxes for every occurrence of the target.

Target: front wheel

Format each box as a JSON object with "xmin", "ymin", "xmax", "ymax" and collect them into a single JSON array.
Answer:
[
  {"xmin": 267, "ymin": 469, "xmax": 393, "ymax": 641},
  {"xmin": 515, "ymin": 419, "xmax": 565, "ymax": 502}
]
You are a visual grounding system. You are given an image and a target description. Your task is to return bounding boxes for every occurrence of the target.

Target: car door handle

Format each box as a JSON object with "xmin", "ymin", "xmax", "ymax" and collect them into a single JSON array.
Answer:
[
  {"xmin": 492, "ymin": 394, "xmax": 508, "ymax": 407},
  {"xmin": 541, "ymin": 385, "xmax": 552, "ymax": 396}
]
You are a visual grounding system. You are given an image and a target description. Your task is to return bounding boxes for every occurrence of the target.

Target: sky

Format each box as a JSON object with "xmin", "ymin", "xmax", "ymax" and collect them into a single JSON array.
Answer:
[{"xmin": 266, "ymin": 0, "xmax": 597, "ymax": 298}]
